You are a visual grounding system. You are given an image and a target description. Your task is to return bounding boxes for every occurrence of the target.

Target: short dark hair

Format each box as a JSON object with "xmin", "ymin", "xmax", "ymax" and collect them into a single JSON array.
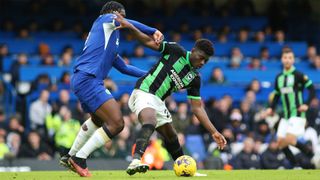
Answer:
[
  {"xmin": 282, "ymin": 47, "xmax": 294, "ymax": 55},
  {"xmin": 100, "ymin": 1, "xmax": 125, "ymax": 15},
  {"xmin": 194, "ymin": 39, "xmax": 214, "ymax": 57}
]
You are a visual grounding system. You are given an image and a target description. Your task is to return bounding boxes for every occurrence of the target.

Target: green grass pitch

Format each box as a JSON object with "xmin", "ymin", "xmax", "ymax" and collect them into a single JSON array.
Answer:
[{"xmin": 1, "ymin": 170, "xmax": 319, "ymax": 180}]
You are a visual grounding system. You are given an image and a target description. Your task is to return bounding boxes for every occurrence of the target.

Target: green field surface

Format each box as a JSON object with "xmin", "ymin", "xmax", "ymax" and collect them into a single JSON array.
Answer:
[{"xmin": 1, "ymin": 170, "xmax": 319, "ymax": 180}]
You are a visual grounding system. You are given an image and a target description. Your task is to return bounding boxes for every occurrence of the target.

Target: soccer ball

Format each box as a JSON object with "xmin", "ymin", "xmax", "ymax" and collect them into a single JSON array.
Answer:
[{"xmin": 173, "ymin": 155, "xmax": 197, "ymax": 177}]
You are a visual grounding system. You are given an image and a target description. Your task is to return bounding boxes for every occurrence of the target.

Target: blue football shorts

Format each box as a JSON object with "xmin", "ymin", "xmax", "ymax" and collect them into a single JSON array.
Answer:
[{"xmin": 71, "ymin": 70, "xmax": 113, "ymax": 113}]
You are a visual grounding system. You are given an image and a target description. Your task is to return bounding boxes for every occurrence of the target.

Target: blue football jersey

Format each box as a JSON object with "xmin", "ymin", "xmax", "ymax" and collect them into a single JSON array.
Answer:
[{"xmin": 74, "ymin": 14, "xmax": 119, "ymax": 79}]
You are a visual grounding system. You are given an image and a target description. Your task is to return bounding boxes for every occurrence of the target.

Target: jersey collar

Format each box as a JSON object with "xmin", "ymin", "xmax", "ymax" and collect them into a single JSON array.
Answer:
[
  {"xmin": 186, "ymin": 51, "xmax": 192, "ymax": 68},
  {"xmin": 283, "ymin": 66, "xmax": 295, "ymax": 75}
]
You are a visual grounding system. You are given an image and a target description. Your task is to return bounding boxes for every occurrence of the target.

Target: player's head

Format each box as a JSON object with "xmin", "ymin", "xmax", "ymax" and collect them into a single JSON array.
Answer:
[
  {"xmin": 190, "ymin": 39, "xmax": 214, "ymax": 69},
  {"xmin": 281, "ymin": 48, "xmax": 295, "ymax": 70},
  {"xmin": 100, "ymin": 1, "xmax": 126, "ymax": 17}
]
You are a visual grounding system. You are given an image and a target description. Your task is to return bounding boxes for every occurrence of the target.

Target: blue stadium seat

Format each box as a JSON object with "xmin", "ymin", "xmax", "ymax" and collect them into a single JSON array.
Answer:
[{"xmin": 19, "ymin": 66, "xmax": 72, "ymax": 81}]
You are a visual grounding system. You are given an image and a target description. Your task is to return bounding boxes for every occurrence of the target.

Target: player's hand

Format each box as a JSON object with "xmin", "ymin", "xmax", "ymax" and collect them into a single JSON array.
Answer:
[
  {"xmin": 298, "ymin": 104, "xmax": 308, "ymax": 112},
  {"xmin": 153, "ymin": 30, "xmax": 164, "ymax": 44},
  {"xmin": 113, "ymin": 12, "xmax": 133, "ymax": 30},
  {"xmin": 212, "ymin": 132, "xmax": 227, "ymax": 150}
]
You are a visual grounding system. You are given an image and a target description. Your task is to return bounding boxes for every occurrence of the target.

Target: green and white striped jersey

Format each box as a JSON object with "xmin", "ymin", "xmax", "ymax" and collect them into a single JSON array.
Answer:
[{"xmin": 135, "ymin": 41, "xmax": 201, "ymax": 101}]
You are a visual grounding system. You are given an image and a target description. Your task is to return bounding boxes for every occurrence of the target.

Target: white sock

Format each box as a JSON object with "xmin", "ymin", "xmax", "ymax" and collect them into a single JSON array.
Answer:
[
  {"xmin": 75, "ymin": 127, "xmax": 111, "ymax": 159},
  {"xmin": 68, "ymin": 118, "xmax": 99, "ymax": 156}
]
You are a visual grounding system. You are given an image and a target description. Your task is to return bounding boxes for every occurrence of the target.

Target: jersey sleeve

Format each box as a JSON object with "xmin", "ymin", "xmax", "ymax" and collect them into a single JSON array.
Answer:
[
  {"xmin": 187, "ymin": 76, "xmax": 201, "ymax": 100},
  {"xmin": 297, "ymin": 72, "xmax": 313, "ymax": 88},
  {"xmin": 159, "ymin": 41, "xmax": 183, "ymax": 55}
]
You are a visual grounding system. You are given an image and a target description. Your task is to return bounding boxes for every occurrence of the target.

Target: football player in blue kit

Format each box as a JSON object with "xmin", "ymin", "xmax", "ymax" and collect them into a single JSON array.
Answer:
[{"xmin": 59, "ymin": 1, "xmax": 163, "ymax": 177}]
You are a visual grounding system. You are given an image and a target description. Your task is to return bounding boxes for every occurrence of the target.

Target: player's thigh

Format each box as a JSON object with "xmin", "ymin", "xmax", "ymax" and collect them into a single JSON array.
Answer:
[
  {"xmin": 276, "ymin": 118, "xmax": 288, "ymax": 139},
  {"xmin": 94, "ymin": 98, "xmax": 122, "ymax": 125},
  {"xmin": 129, "ymin": 89, "xmax": 161, "ymax": 125},
  {"xmin": 287, "ymin": 117, "xmax": 306, "ymax": 137},
  {"xmin": 156, "ymin": 123, "xmax": 178, "ymax": 142}
]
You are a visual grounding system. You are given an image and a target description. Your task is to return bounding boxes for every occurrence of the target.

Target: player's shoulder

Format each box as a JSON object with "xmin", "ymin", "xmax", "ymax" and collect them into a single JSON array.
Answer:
[
  {"xmin": 163, "ymin": 41, "xmax": 186, "ymax": 53},
  {"xmin": 98, "ymin": 14, "xmax": 116, "ymax": 23},
  {"xmin": 293, "ymin": 69, "xmax": 304, "ymax": 76}
]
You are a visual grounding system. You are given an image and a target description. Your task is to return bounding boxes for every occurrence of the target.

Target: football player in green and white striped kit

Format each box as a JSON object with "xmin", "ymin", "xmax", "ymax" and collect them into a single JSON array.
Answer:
[
  {"xmin": 113, "ymin": 13, "xmax": 226, "ymax": 175},
  {"xmin": 264, "ymin": 48, "xmax": 316, "ymax": 168}
]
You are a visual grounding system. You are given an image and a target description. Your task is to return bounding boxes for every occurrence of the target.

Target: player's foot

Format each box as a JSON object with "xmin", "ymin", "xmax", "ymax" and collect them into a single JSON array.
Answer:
[
  {"xmin": 69, "ymin": 156, "xmax": 92, "ymax": 177},
  {"xmin": 126, "ymin": 159, "xmax": 149, "ymax": 176},
  {"xmin": 59, "ymin": 154, "xmax": 76, "ymax": 172}
]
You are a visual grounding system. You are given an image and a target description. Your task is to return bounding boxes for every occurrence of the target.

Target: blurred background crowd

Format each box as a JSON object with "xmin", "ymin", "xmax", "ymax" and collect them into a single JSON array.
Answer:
[{"xmin": 1, "ymin": 0, "xmax": 320, "ymax": 170}]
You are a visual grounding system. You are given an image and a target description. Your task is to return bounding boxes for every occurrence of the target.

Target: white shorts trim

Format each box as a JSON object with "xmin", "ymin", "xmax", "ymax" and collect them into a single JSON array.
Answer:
[
  {"xmin": 128, "ymin": 89, "xmax": 172, "ymax": 128},
  {"xmin": 276, "ymin": 117, "xmax": 306, "ymax": 138}
]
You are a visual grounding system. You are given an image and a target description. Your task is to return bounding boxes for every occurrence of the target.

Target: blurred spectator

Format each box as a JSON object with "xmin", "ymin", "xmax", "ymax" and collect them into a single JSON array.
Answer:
[
  {"xmin": 238, "ymin": 28, "xmax": 249, "ymax": 43},
  {"xmin": 0, "ymin": 81, "xmax": 4, "ymax": 109},
  {"xmin": 56, "ymin": 89, "xmax": 72, "ymax": 110},
  {"xmin": 114, "ymin": 126, "xmax": 131, "ymax": 159},
  {"xmin": 10, "ymin": 53, "xmax": 28, "ymax": 85},
  {"xmin": 132, "ymin": 45, "xmax": 145, "ymax": 58},
  {"xmin": 0, "ymin": 44, "xmax": 9, "ymax": 70},
  {"xmin": 217, "ymin": 32, "xmax": 228, "ymax": 43},
  {"xmin": 7, "ymin": 115, "xmax": 24, "ymax": 137},
  {"xmin": 45, "ymin": 104, "xmax": 61, "ymax": 143},
  {"xmin": 227, "ymin": 108, "xmax": 247, "ymax": 142},
  {"xmin": 18, "ymin": 131, "xmax": 52, "ymax": 160},
  {"xmin": 261, "ymin": 138, "xmax": 286, "ymax": 169},
  {"xmin": 306, "ymin": 97, "xmax": 320, "ymax": 133},
  {"xmin": 29, "ymin": 89, "xmax": 52, "ymax": 132},
  {"xmin": 38, "ymin": 43, "xmax": 50, "ymax": 59},
  {"xmin": 55, "ymin": 106, "xmax": 80, "ymax": 156},
  {"xmin": 310, "ymin": 55, "xmax": 320, "ymax": 70},
  {"xmin": 243, "ymin": 90, "xmax": 257, "ymax": 109},
  {"xmin": 119, "ymin": 93, "xmax": 131, "ymax": 115},
  {"xmin": 274, "ymin": 30, "xmax": 285, "ymax": 44},
  {"xmin": 72, "ymin": 101, "xmax": 89, "ymax": 124},
  {"xmin": 6, "ymin": 132, "xmax": 21, "ymax": 157},
  {"xmin": 254, "ymin": 31, "xmax": 265, "ymax": 43},
  {"xmin": 52, "ymin": 19, "xmax": 64, "ymax": 32},
  {"xmin": 245, "ymin": 79, "xmax": 261, "ymax": 94},
  {"xmin": 166, "ymin": 96, "xmax": 177, "ymax": 113},
  {"xmin": 58, "ymin": 51, "xmax": 72, "ymax": 66},
  {"xmin": 31, "ymin": 74, "xmax": 52, "ymax": 92},
  {"xmin": 260, "ymin": 47, "xmax": 270, "ymax": 61},
  {"xmin": 193, "ymin": 29, "xmax": 203, "ymax": 41},
  {"xmin": 41, "ymin": 54, "xmax": 55, "ymax": 66},
  {"xmin": 103, "ymin": 78, "xmax": 118, "ymax": 92},
  {"xmin": 240, "ymin": 100, "xmax": 255, "ymax": 131},
  {"xmin": 61, "ymin": 45, "xmax": 74, "ymax": 56},
  {"xmin": 233, "ymin": 137, "xmax": 261, "ymax": 169},
  {"xmin": 206, "ymin": 98, "xmax": 227, "ymax": 132},
  {"xmin": 28, "ymin": 21, "xmax": 39, "ymax": 32},
  {"xmin": 305, "ymin": 45, "xmax": 317, "ymax": 62},
  {"xmin": 17, "ymin": 28, "xmax": 31, "ymax": 39},
  {"xmin": 172, "ymin": 102, "xmax": 191, "ymax": 133},
  {"xmin": 229, "ymin": 47, "xmax": 243, "ymax": 69},
  {"xmin": 59, "ymin": 71, "xmax": 71, "ymax": 90},
  {"xmin": 254, "ymin": 120, "xmax": 272, "ymax": 143},
  {"xmin": 0, "ymin": 109, "xmax": 7, "ymax": 135},
  {"xmin": 209, "ymin": 67, "xmax": 227, "ymax": 84},
  {"xmin": 0, "ymin": 135, "xmax": 9, "ymax": 159},
  {"xmin": 247, "ymin": 57, "xmax": 266, "ymax": 70},
  {"xmin": 185, "ymin": 115, "xmax": 206, "ymax": 168}
]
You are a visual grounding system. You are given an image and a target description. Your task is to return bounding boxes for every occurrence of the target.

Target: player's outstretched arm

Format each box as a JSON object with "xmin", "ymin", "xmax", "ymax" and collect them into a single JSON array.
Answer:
[
  {"xmin": 126, "ymin": 19, "xmax": 163, "ymax": 43},
  {"xmin": 190, "ymin": 99, "xmax": 227, "ymax": 150},
  {"xmin": 113, "ymin": 55, "xmax": 147, "ymax": 77},
  {"xmin": 114, "ymin": 13, "xmax": 161, "ymax": 51}
]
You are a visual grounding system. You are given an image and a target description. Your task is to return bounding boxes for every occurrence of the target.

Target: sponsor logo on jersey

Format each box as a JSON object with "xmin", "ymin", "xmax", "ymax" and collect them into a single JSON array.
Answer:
[
  {"xmin": 280, "ymin": 87, "xmax": 293, "ymax": 94},
  {"xmin": 170, "ymin": 69, "xmax": 184, "ymax": 89},
  {"xmin": 185, "ymin": 72, "xmax": 195, "ymax": 82}
]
